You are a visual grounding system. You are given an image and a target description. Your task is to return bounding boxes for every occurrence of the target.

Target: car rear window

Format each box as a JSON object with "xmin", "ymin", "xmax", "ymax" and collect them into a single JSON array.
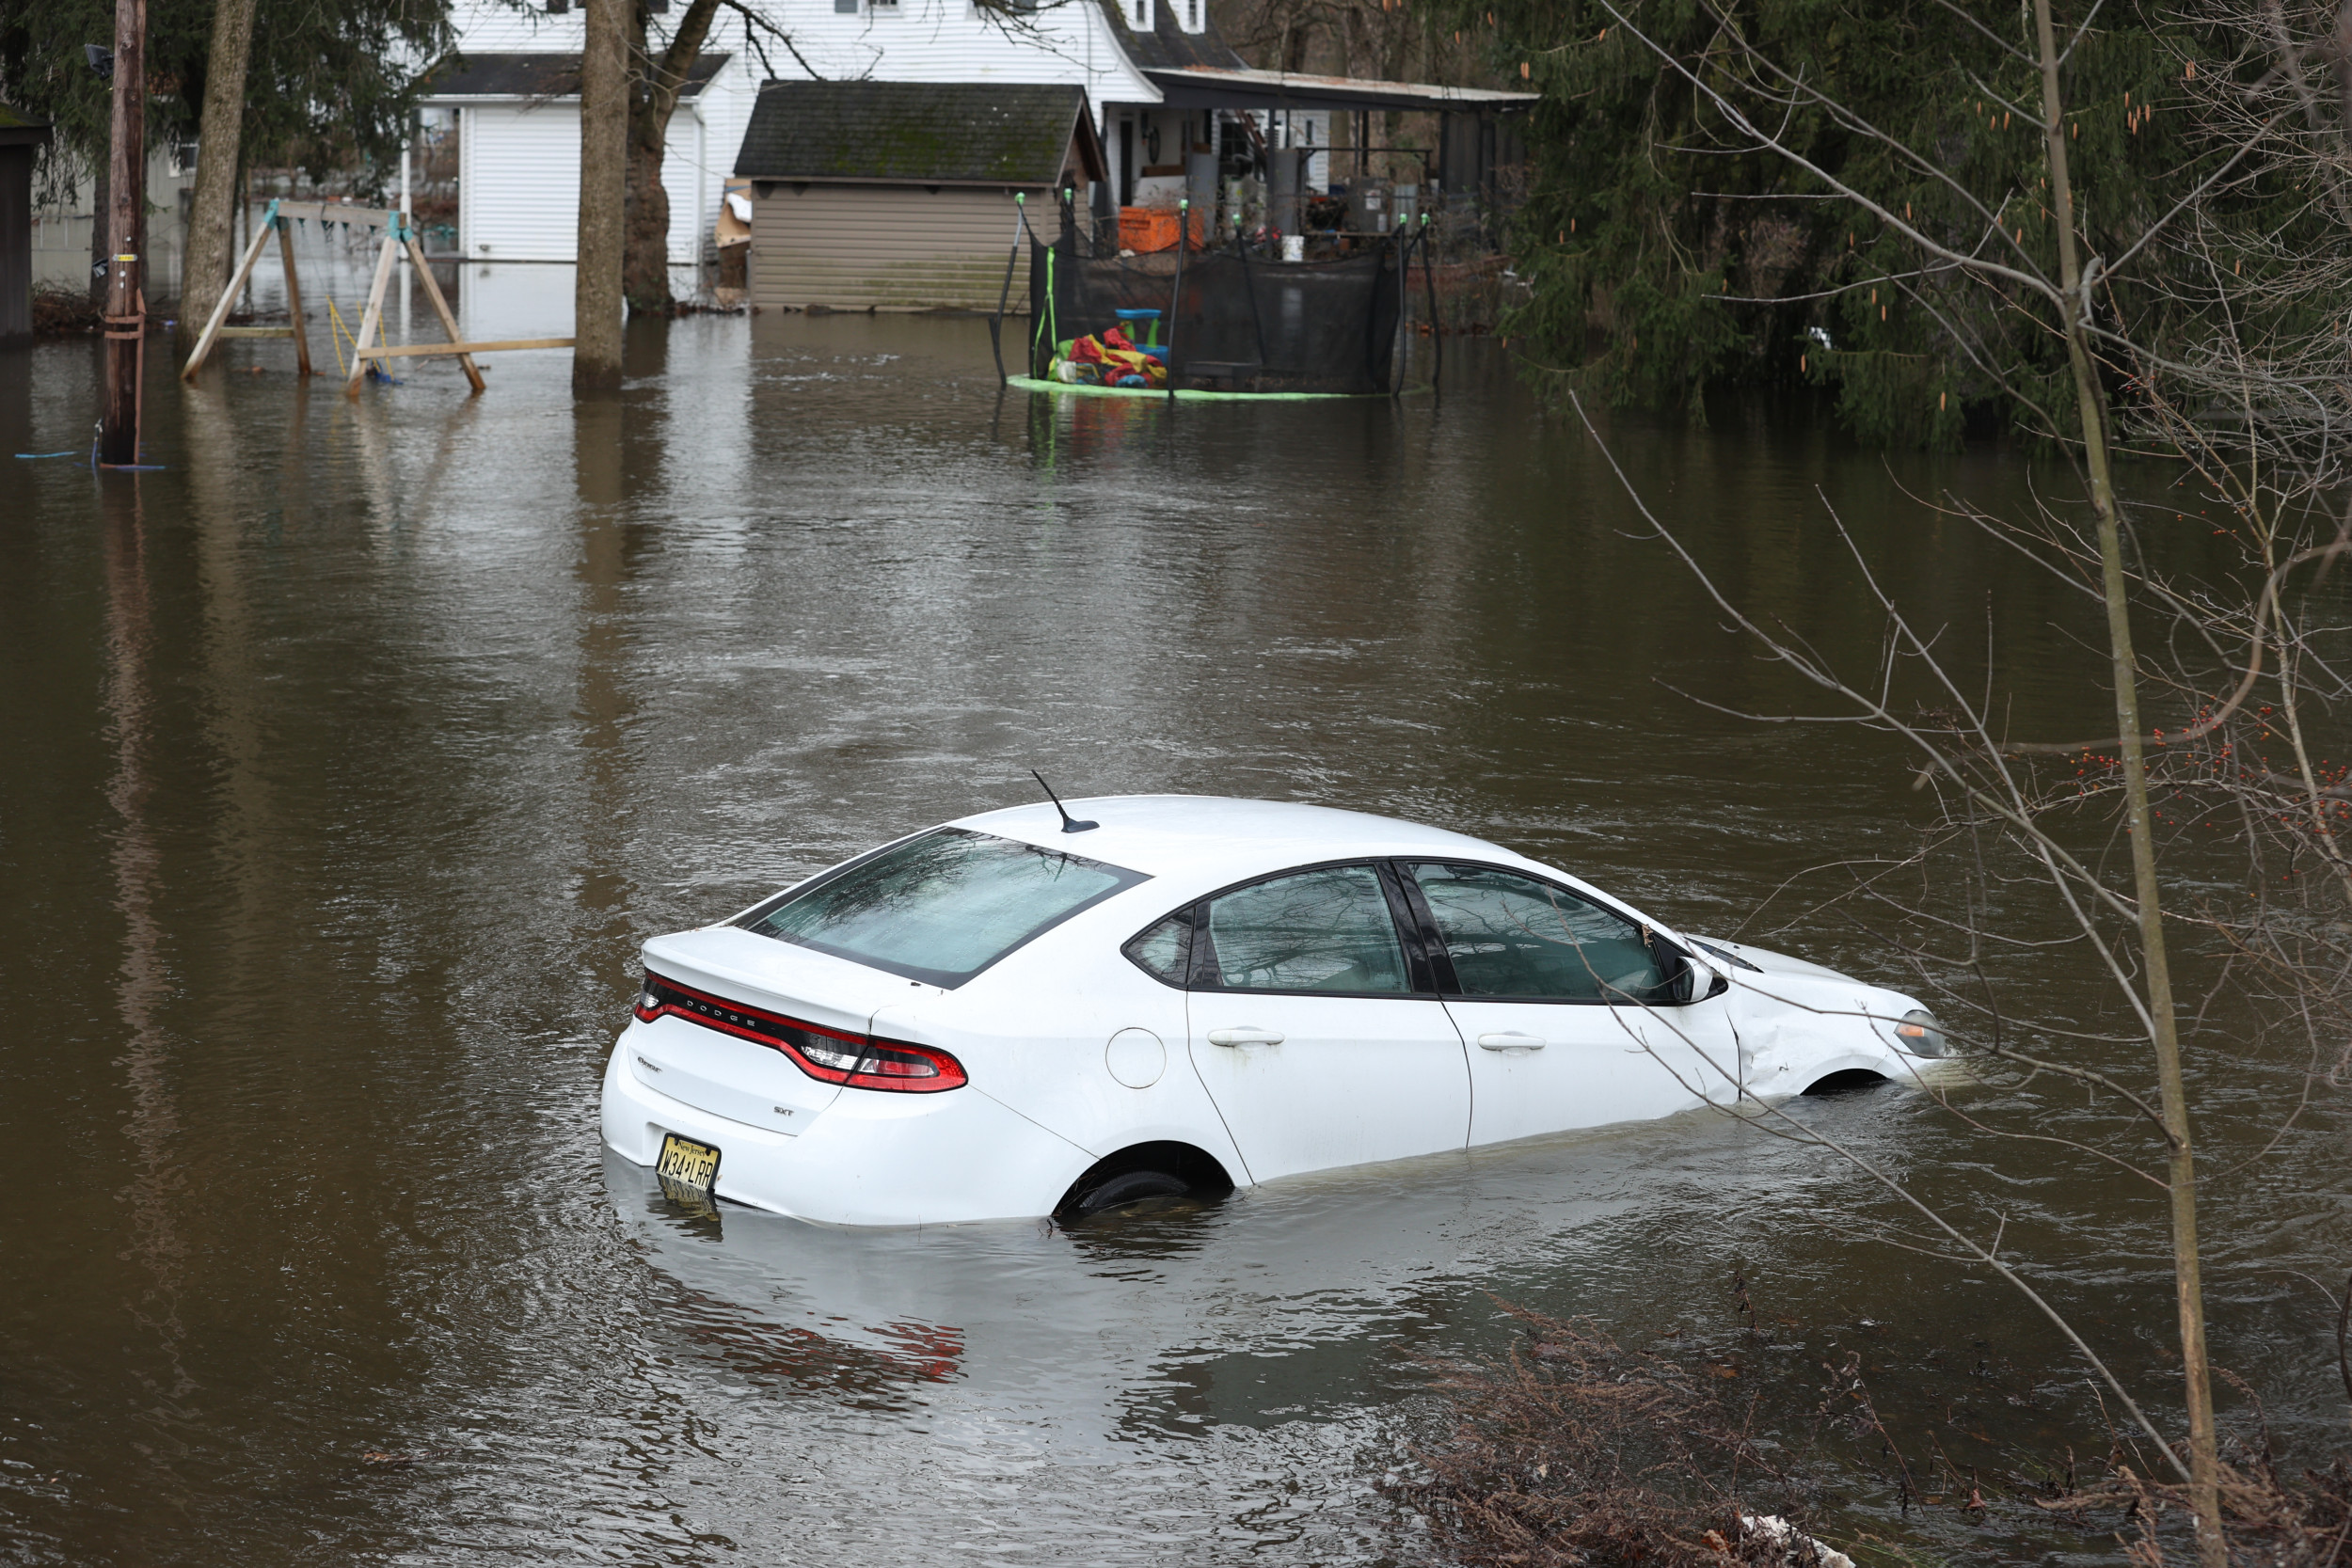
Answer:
[{"xmin": 739, "ymin": 828, "xmax": 1148, "ymax": 988}]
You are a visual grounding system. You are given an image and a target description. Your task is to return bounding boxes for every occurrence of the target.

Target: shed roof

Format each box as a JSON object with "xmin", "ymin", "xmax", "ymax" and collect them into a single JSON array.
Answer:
[
  {"xmin": 0, "ymin": 99, "xmax": 52, "ymax": 146},
  {"xmin": 419, "ymin": 51, "xmax": 730, "ymax": 102},
  {"xmin": 734, "ymin": 82, "xmax": 1104, "ymax": 187}
]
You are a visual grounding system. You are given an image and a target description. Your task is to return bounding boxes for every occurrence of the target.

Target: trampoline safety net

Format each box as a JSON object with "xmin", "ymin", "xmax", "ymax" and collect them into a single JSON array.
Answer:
[{"xmin": 1026, "ymin": 236, "xmax": 1406, "ymax": 396}]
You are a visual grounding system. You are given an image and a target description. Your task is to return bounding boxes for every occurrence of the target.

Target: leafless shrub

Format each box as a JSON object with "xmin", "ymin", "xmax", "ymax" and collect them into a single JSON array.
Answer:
[
  {"xmin": 1390, "ymin": 1307, "xmax": 1828, "ymax": 1567},
  {"xmin": 2046, "ymin": 1444, "xmax": 2352, "ymax": 1564},
  {"xmin": 1548, "ymin": 0, "xmax": 2352, "ymax": 1549},
  {"xmin": 2042, "ymin": 1276, "xmax": 2352, "ymax": 1563},
  {"xmin": 32, "ymin": 281, "xmax": 102, "ymax": 337}
]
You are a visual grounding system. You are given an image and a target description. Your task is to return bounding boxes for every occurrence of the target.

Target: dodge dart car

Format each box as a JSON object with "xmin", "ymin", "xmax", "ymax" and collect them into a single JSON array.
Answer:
[{"xmin": 602, "ymin": 796, "xmax": 1945, "ymax": 1226}]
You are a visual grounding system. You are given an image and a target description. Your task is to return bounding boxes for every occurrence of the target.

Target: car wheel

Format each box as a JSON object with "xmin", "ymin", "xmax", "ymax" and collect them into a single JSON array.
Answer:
[{"xmin": 1072, "ymin": 1167, "xmax": 1190, "ymax": 1215}]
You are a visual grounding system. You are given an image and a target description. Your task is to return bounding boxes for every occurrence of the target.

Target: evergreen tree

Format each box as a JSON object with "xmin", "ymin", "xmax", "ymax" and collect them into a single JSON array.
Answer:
[
  {"xmin": 0, "ymin": 0, "xmax": 449, "ymax": 213},
  {"xmin": 1419, "ymin": 0, "xmax": 2331, "ymax": 447}
]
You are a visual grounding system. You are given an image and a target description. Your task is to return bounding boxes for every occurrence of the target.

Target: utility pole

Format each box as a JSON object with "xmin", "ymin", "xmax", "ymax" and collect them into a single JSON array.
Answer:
[{"xmin": 100, "ymin": 0, "xmax": 147, "ymax": 467}]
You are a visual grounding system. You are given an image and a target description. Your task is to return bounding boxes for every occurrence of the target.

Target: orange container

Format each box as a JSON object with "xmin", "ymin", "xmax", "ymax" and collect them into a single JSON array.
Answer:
[{"xmin": 1119, "ymin": 205, "xmax": 1204, "ymax": 253}]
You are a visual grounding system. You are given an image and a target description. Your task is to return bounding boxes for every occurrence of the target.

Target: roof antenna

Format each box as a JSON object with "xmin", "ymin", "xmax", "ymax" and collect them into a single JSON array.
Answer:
[{"xmin": 1030, "ymin": 770, "xmax": 1098, "ymax": 833}]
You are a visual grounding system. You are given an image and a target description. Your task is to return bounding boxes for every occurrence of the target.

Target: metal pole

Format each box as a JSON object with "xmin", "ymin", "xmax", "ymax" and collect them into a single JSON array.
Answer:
[
  {"xmin": 398, "ymin": 128, "xmax": 412, "ymax": 337},
  {"xmin": 1165, "ymin": 198, "xmax": 1187, "ymax": 405},
  {"xmin": 990, "ymin": 191, "xmax": 1024, "ymax": 386},
  {"xmin": 99, "ymin": 0, "xmax": 147, "ymax": 467},
  {"xmin": 1421, "ymin": 214, "xmax": 1441, "ymax": 389}
]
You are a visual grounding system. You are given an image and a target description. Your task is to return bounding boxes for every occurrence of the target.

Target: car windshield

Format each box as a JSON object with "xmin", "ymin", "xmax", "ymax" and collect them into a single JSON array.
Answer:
[{"xmin": 739, "ymin": 828, "xmax": 1147, "ymax": 987}]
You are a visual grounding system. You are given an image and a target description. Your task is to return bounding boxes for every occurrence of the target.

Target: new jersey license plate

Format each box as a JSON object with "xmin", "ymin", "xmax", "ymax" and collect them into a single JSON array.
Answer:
[{"xmin": 656, "ymin": 1132, "xmax": 721, "ymax": 1196}]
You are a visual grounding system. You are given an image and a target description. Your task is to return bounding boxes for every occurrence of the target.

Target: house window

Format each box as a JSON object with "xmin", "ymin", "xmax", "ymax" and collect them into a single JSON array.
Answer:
[
  {"xmin": 1128, "ymin": 0, "xmax": 1151, "ymax": 27},
  {"xmin": 1184, "ymin": 0, "xmax": 1199, "ymax": 24},
  {"xmin": 543, "ymin": 0, "xmax": 567, "ymax": 12},
  {"xmin": 835, "ymin": 0, "xmax": 856, "ymax": 10}
]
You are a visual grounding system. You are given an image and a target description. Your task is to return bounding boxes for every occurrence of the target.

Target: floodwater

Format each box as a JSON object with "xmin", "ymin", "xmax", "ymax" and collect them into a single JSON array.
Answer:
[{"xmin": 2, "ymin": 261, "xmax": 2345, "ymax": 1567}]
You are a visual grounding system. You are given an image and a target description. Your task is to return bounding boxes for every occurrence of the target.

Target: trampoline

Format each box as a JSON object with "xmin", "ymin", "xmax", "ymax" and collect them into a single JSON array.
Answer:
[{"xmin": 1000, "ymin": 198, "xmax": 1434, "ymax": 400}]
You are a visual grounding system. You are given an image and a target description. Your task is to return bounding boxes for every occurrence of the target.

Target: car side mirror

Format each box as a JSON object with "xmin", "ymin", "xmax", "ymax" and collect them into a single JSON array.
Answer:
[
  {"xmin": 1651, "ymin": 940, "xmax": 1727, "ymax": 1005},
  {"xmin": 1670, "ymin": 944, "xmax": 1729, "ymax": 1003}
]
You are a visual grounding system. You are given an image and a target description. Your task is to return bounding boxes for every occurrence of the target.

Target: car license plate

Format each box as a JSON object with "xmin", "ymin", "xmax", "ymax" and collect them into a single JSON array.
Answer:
[{"xmin": 656, "ymin": 1132, "xmax": 721, "ymax": 1196}]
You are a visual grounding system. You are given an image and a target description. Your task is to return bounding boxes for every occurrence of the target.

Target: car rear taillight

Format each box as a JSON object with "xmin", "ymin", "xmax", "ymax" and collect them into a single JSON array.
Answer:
[{"xmin": 635, "ymin": 971, "xmax": 967, "ymax": 1093}]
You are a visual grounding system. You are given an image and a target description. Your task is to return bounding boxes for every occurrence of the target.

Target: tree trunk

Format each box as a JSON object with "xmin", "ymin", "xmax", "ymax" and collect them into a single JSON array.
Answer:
[
  {"xmin": 177, "ymin": 0, "xmax": 260, "ymax": 354},
  {"xmin": 574, "ymin": 0, "xmax": 628, "ymax": 391},
  {"xmin": 2030, "ymin": 0, "xmax": 2224, "ymax": 1562},
  {"xmin": 622, "ymin": 0, "xmax": 723, "ymax": 317},
  {"xmin": 622, "ymin": 107, "xmax": 672, "ymax": 315}
]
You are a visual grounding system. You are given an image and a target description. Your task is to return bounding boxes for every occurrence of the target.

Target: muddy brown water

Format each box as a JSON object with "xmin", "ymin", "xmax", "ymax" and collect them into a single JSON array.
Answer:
[{"xmin": 2, "ymin": 279, "xmax": 2345, "ymax": 1566}]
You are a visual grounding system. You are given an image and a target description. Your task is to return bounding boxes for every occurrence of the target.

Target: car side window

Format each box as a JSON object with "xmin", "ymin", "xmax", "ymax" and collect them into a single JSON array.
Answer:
[
  {"xmin": 1199, "ymin": 864, "xmax": 1411, "ymax": 994},
  {"xmin": 1406, "ymin": 863, "xmax": 1664, "ymax": 1002},
  {"xmin": 1123, "ymin": 909, "xmax": 1192, "ymax": 986}
]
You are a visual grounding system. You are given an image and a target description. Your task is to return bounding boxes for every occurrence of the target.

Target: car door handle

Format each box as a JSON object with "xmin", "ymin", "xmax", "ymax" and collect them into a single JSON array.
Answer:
[
  {"xmin": 1477, "ymin": 1032, "xmax": 1547, "ymax": 1051},
  {"xmin": 1207, "ymin": 1027, "xmax": 1284, "ymax": 1047}
]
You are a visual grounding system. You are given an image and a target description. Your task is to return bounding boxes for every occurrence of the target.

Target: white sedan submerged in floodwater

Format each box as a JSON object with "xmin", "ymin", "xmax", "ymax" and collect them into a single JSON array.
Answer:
[{"xmin": 601, "ymin": 797, "xmax": 1945, "ymax": 1225}]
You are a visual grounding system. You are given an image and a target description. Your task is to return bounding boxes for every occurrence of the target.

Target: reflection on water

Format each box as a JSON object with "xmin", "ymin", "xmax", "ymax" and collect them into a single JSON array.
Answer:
[
  {"xmin": 0, "ymin": 305, "xmax": 2344, "ymax": 1565},
  {"xmin": 100, "ymin": 482, "xmax": 194, "ymax": 1415}
]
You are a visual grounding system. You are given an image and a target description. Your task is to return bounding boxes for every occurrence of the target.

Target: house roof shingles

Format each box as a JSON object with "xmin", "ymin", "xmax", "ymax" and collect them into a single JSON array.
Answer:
[
  {"xmin": 734, "ymin": 82, "xmax": 1096, "ymax": 185},
  {"xmin": 1088, "ymin": 0, "xmax": 1248, "ymax": 71},
  {"xmin": 420, "ymin": 51, "xmax": 729, "ymax": 101}
]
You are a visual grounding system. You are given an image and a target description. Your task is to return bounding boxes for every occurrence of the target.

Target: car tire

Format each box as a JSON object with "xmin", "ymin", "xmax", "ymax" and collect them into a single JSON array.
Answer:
[{"xmin": 1072, "ymin": 1167, "xmax": 1190, "ymax": 1215}]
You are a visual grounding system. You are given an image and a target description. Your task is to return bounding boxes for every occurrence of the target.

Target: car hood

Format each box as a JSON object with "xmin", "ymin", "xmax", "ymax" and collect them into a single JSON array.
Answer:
[
  {"xmin": 1691, "ymin": 933, "xmax": 1932, "ymax": 1047},
  {"xmin": 1686, "ymin": 935, "xmax": 1852, "ymax": 985}
]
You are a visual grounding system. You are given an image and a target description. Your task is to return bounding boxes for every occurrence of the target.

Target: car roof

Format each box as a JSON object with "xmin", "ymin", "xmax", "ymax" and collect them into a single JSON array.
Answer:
[{"xmin": 947, "ymin": 795, "xmax": 1542, "ymax": 889}]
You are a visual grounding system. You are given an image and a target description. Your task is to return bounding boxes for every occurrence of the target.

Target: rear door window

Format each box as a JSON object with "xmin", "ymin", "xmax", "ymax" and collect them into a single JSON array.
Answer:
[
  {"xmin": 740, "ymin": 828, "xmax": 1147, "ymax": 988},
  {"xmin": 1123, "ymin": 909, "xmax": 1194, "ymax": 986},
  {"xmin": 1406, "ymin": 863, "xmax": 1664, "ymax": 1002},
  {"xmin": 1197, "ymin": 863, "xmax": 1412, "ymax": 994}
]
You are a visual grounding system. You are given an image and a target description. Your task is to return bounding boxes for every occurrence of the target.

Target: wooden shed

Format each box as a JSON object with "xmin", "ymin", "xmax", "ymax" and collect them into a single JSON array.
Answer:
[
  {"xmin": 734, "ymin": 82, "xmax": 1104, "ymax": 313},
  {"xmin": 0, "ymin": 103, "xmax": 51, "ymax": 345}
]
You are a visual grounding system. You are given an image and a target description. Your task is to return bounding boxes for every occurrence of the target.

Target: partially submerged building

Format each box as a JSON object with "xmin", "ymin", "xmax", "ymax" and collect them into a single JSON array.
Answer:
[
  {"xmin": 416, "ymin": 45, "xmax": 745, "ymax": 265},
  {"xmin": 0, "ymin": 103, "xmax": 48, "ymax": 343},
  {"xmin": 734, "ymin": 82, "xmax": 1103, "ymax": 313},
  {"xmin": 428, "ymin": 0, "xmax": 1531, "ymax": 291}
]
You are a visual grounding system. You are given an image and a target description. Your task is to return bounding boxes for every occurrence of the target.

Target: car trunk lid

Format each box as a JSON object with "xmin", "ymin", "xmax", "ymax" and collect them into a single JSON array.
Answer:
[{"xmin": 630, "ymin": 927, "xmax": 912, "ymax": 1135}]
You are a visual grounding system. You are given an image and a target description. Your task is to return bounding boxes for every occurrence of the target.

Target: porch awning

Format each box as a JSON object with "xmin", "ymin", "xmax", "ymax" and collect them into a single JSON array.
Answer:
[{"xmin": 1139, "ymin": 66, "xmax": 1537, "ymax": 113}]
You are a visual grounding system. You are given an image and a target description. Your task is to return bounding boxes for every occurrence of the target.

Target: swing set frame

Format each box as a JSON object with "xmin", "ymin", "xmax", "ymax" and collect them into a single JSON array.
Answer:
[{"xmin": 179, "ymin": 198, "xmax": 575, "ymax": 396}]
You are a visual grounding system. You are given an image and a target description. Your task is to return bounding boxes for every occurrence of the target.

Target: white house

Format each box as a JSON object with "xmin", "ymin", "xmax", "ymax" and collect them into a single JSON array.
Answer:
[
  {"xmin": 421, "ymin": 1, "xmax": 758, "ymax": 265},
  {"xmin": 706, "ymin": 0, "xmax": 1350, "ymax": 218}
]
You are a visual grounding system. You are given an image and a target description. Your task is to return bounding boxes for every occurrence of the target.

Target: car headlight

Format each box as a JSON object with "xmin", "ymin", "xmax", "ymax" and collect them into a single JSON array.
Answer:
[{"xmin": 1894, "ymin": 1009, "xmax": 1947, "ymax": 1057}]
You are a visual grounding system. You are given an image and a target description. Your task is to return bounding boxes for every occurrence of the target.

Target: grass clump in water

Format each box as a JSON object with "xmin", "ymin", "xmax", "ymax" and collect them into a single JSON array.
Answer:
[{"xmin": 1389, "ymin": 1306, "xmax": 1834, "ymax": 1567}]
